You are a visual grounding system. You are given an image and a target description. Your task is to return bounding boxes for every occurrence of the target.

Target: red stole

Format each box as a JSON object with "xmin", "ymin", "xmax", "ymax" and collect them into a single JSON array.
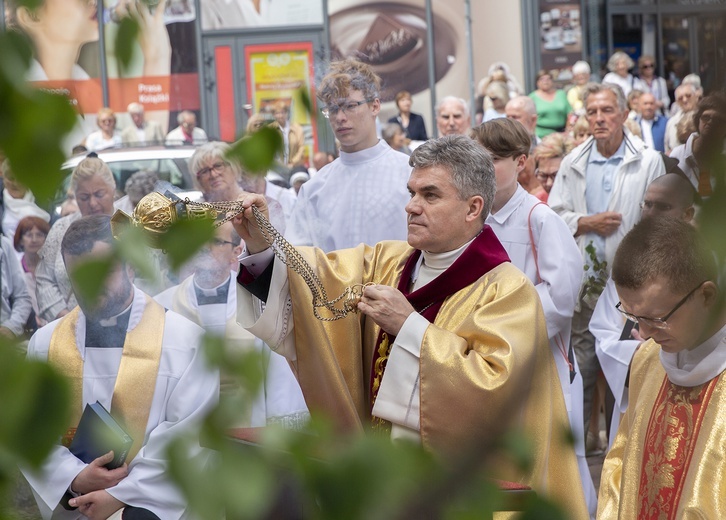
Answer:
[
  {"xmin": 369, "ymin": 226, "xmax": 510, "ymax": 429},
  {"xmin": 637, "ymin": 375, "xmax": 719, "ymax": 519}
]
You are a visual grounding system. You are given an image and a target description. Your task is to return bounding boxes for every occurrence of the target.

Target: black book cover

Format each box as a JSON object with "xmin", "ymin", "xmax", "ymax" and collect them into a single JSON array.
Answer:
[{"xmin": 68, "ymin": 401, "xmax": 133, "ymax": 469}]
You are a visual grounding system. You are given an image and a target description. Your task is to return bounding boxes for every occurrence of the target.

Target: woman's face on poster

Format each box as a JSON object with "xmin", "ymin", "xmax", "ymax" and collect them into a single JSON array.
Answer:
[{"xmin": 26, "ymin": 0, "xmax": 99, "ymax": 46}]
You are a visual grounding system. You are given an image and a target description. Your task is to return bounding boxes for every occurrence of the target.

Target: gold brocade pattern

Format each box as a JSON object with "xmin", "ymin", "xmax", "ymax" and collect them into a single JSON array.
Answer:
[
  {"xmin": 48, "ymin": 296, "xmax": 165, "ymax": 462},
  {"xmin": 638, "ymin": 379, "xmax": 715, "ymax": 520},
  {"xmin": 370, "ymin": 332, "xmax": 392, "ymax": 434},
  {"xmin": 371, "ymin": 333, "xmax": 390, "ymax": 404},
  {"xmin": 598, "ymin": 340, "xmax": 726, "ymax": 520},
  {"xmin": 285, "ymin": 243, "xmax": 588, "ymax": 520}
]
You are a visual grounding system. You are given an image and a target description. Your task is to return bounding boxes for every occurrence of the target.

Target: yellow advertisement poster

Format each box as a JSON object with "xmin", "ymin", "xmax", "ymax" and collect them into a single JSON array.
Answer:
[{"xmin": 246, "ymin": 43, "xmax": 315, "ymax": 127}]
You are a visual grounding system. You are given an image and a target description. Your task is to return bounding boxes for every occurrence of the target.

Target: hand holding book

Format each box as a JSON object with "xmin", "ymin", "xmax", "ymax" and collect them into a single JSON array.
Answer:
[{"xmin": 70, "ymin": 451, "xmax": 128, "ymax": 495}]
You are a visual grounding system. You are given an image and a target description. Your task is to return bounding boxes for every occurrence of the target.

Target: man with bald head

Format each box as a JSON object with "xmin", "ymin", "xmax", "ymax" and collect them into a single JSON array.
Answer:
[
  {"xmin": 505, "ymin": 96, "xmax": 540, "ymax": 146},
  {"xmin": 637, "ymin": 93, "xmax": 669, "ymax": 152},
  {"xmin": 591, "ymin": 173, "xmax": 696, "ymax": 446},
  {"xmin": 435, "ymin": 96, "xmax": 471, "ymax": 136}
]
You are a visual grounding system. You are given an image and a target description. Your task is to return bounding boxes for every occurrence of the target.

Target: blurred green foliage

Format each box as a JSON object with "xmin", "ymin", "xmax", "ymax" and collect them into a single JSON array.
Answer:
[
  {"xmin": 0, "ymin": 15, "xmax": 580, "ymax": 520},
  {"xmin": 227, "ymin": 127, "xmax": 284, "ymax": 175}
]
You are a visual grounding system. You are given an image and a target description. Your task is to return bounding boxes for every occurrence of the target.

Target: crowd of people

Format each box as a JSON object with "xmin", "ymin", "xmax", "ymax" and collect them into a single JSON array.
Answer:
[{"xmin": 9, "ymin": 53, "xmax": 726, "ymax": 520}]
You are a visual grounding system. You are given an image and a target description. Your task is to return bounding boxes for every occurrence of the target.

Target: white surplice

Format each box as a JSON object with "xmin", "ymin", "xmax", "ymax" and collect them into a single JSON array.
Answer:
[
  {"xmin": 22, "ymin": 288, "xmax": 219, "ymax": 520},
  {"xmin": 285, "ymin": 139, "xmax": 411, "ymax": 252},
  {"xmin": 591, "ymin": 278, "xmax": 641, "ymax": 444},
  {"xmin": 486, "ymin": 185, "xmax": 597, "ymax": 518},
  {"xmin": 154, "ymin": 273, "xmax": 309, "ymax": 429}
]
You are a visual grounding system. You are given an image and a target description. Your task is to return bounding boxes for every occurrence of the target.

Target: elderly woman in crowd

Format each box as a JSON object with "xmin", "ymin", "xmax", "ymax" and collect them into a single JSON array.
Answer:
[
  {"xmin": 114, "ymin": 169, "xmax": 159, "ymax": 214},
  {"xmin": 533, "ymin": 132, "xmax": 575, "ymax": 199},
  {"xmin": 566, "ymin": 60, "xmax": 591, "ymax": 116},
  {"xmin": 670, "ymin": 92, "xmax": 726, "ymax": 198},
  {"xmin": 0, "ymin": 159, "xmax": 50, "ymax": 240},
  {"xmin": 633, "ymin": 54, "xmax": 670, "ymax": 114},
  {"xmin": 85, "ymin": 107, "xmax": 122, "ymax": 151},
  {"xmin": 35, "ymin": 156, "xmax": 116, "ymax": 322},
  {"xmin": 14, "ymin": 216, "xmax": 50, "ymax": 330},
  {"xmin": 603, "ymin": 51, "xmax": 636, "ymax": 97},
  {"xmin": 189, "ymin": 141, "xmax": 290, "ymax": 227},
  {"xmin": 382, "ymin": 122, "xmax": 411, "ymax": 155}
]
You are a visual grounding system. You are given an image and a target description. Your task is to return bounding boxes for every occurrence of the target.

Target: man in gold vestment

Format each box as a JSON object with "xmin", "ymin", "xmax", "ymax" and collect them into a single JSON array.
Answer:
[
  {"xmin": 234, "ymin": 135, "xmax": 588, "ymax": 518},
  {"xmin": 599, "ymin": 217, "xmax": 726, "ymax": 519}
]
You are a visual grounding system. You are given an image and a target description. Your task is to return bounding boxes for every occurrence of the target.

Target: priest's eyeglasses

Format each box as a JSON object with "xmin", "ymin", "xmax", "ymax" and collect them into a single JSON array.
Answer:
[
  {"xmin": 321, "ymin": 99, "xmax": 372, "ymax": 119},
  {"xmin": 615, "ymin": 280, "xmax": 707, "ymax": 330}
]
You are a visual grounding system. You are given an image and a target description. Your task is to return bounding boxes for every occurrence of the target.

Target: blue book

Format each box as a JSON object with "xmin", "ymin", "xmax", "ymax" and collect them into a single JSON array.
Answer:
[{"xmin": 68, "ymin": 401, "xmax": 133, "ymax": 469}]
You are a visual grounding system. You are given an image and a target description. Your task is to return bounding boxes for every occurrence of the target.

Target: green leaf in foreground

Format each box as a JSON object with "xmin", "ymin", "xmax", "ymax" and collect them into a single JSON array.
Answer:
[
  {"xmin": 155, "ymin": 218, "xmax": 215, "ymax": 270},
  {"xmin": 114, "ymin": 17, "xmax": 141, "ymax": 73},
  {"xmin": 227, "ymin": 128, "xmax": 283, "ymax": 175}
]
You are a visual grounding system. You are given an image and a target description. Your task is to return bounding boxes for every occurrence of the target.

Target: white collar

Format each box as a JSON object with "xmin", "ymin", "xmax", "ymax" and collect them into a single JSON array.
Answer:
[
  {"xmin": 74, "ymin": 287, "xmax": 146, "ymax": 360},
  {"xmin": 660, "ymin": 322, "xmax": 726, "ymax": 386},
  {"xmin": 193, "ymin": 275, "xmax": 230, "ymax": 297},
  {"xmin": 339, "ymin": 140, "xmax": 391, "ymax": 166},
  {"xmin": 488, "ymin": 184, "xmax": 526, "ymax": 223},
  {"xmin": 411, "ymin": 237, "xmax": 475, "ymax": 289}
]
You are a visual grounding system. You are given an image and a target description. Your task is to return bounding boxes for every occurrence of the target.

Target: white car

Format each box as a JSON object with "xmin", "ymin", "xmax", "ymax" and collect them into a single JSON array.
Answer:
[{"xmin": 58, "ymin": 145, "xmax": 202, "ymax": 215}]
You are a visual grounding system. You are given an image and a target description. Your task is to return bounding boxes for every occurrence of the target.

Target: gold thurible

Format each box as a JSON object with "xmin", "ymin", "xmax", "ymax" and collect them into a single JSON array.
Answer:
[{"xmin": 111, "ymin": 191, "xmax": 368, "ymax": 320}]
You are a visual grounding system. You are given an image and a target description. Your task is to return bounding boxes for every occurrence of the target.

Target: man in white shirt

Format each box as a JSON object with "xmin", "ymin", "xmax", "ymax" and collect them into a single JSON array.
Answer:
[
  {"xmin": 155, "ymin": 222, "xmax": 308, "ymax": 430},
  {"xmin": 22, "ymin": 215, "xmax": 218, "ymax": 520},
  {"xmin": 549, "ymin": 82, "xmax": 664, "ymax": 440},
  {"xmin": 285, "ymin": 58, "xmax": 411, "ymax": 252},
  {"xmin": 121, "ymin": 103, "xmax": 164, "ymax": 146},
  {"xmin": 165, "ymin": 110, "xmax": 208, "ymax": 146},
  {"xmin": 472, "ymin": 118, "xmax": 597, "ymax": 517}
]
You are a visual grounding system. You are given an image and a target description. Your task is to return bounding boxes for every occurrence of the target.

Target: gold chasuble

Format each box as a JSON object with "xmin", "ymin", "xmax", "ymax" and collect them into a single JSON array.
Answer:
[
  {"xmin": 49, "ymin": 296, "xmax": 165, "ymax": 462},
  {"xmin": 282, "ymin": 237, "xmax": 588, "ymax": 519},
  {"xmin": 599, "ymin": 340, "xmax": 726, "ymax": 519}
]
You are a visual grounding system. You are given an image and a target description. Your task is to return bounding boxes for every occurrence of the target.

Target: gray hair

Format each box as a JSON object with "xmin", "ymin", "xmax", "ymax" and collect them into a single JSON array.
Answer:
[
  {"xmin": 124, "ymin": 169, "xmax": 158, "ymax": 206},
  {"xmin": 675, "ymin": 83, "xmax": 696, "ymax": 98},
  {"xmin": 127, "ymin": 102, "xmax": 144, "ymax": 114},
  {"xmin": 70, "ymin": 157, "xmax": 116, "ymax": 194},
  {"xmin": 585, "ymin": 82, "xmax": 628, "ymax": 112},
  {"xmin": 572, "ymin": 60, "xmax": 591, "ymax": 76},
  {"xmin": 681, "ymin": 73, "xmax": 702, "ymax": 92},
  {"xmin": 188, "ymin": 141, "xmax": 241, "ymax": 191},
  {"xmin": 177, "ymin": 110, "xmax": 195, "ymax": 125},
  {"xmin": 607, "ymin": 51, "xmax": 634, "ymax": 72},
  {"xmin": 409, "ymin": 135, "xmax": 496, "ymax": 220},
  {"xmin": 382, "ymin": 122, "xmax": 404, "ymax": 144},
  {"xmin": 506, "ymin": 95, "xmax": 537, "ymax": 116},
  {"xmin": 435, "ymin": 96, "xmax": 470, "ymax": 118}
]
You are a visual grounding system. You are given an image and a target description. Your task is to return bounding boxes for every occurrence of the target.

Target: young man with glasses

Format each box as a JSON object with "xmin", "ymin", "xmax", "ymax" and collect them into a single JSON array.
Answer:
[
  {"xmin": 591, "ymin": 173, "xmax": 696, "ymax": 449},
  {"xmin": 598, "ymin": 217, "xmax": 726, "ymax": 518},
  {"xmin": 285, "ymin": 58, "xmax": 411, "ymax": 252}
]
